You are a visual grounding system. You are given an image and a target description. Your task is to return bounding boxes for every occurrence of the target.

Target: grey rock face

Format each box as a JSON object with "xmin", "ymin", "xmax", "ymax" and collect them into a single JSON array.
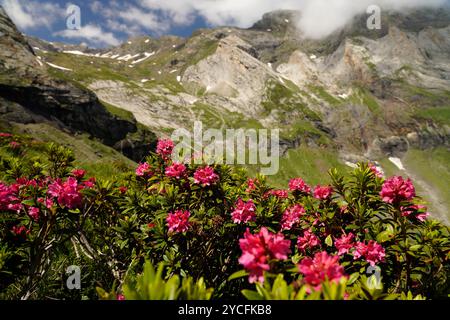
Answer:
[{"xmin": 0, "ymin": 6, "xmax": 157, "ymax": 162}]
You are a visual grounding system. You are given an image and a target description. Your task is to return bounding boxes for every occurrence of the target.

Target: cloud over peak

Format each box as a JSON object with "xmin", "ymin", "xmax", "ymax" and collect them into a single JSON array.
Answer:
[{"xmin": 1, "ymin": 0, "xmax": 449, "ymax": 47}]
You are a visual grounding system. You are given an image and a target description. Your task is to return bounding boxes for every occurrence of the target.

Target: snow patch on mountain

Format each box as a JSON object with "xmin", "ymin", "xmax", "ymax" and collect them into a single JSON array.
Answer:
[{"xmin": 46, "ymin": 62, "xmax": 72, "ymax": 71}]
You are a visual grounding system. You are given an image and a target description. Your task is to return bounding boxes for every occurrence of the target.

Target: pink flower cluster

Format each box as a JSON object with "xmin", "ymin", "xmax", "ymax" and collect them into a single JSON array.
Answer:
[
  {"xmin": 246, "ymin": 178, "xmax": 258, "ymax": 193},
  {"xmin": 37, "ymin": 197, "xmax": 54, "ymax": 209},
  {"xmin": 265, "ymin": 189, "xmax": 289, "ymax": 199},
  {"xmin": 11, "ymin": 225, "xmax": 29, "ymax": 237},
  {"xmin": 28, "ymin": 207, "xmax": 40, "ymax": 221},
  {"xmin": 313, "ymin": 185, "xmax": 333, "ymax": 200},
  {"xmin": 401, "ymin": 204, "xmax": 430, "ymax": 222},
  {"xmin": 369, "ymin": 163, "xmax": 383, "ymax": 178},
  {"xmin": 231, "ymin": 199, "xmax": 256, "ymax": 224},
  {"xmin": 335, "ymin": 233, "xmax": 355, "ymax": 256},
  {"xmin": 135, "ymin": 162, "xmax": 153, "ymax": 177},
  {"xmin": 289, "ymin": 178, "xmax": 311, "ymax": 194},
  {"xmin": 48, "ymin": 177, "xmax": 84, "ymax": 209},
  {"xmin": 297, "ymin": 229, "xmax": 321, "ymax": 252},
  {"xmin": 353, "ymin": 240, "xmax": 385, "ymax": 267},
  {"xmin": 193, "ymin": 166, "xmax": 219, "ymax": 186},
  {"xmin": 165, "ymin": 162, "xmax": 186, "ymax": 179},
  {"xmin": 166, "ymin": 210, "xmax": 191, "ymax": 233},
  {"xmin": 239, "ymin": 227, "xmax": 291, "ymax": 283},
  {"xmin": 71, "ymin": 169, "xmax": 86, "ymax": 180},
  {"xmin": 9, "ymin": 141, "xmax": 20, "ymax": 149},
  {"xmin": 380, "ymin": 176, "xmax": 415, "ymax": 204},
  {"xmin": 0, "ymin": 182, "xmax": 19, "ymax": 212},
  {"xmin": 281, "ymin": 204, "xmax": 305, "ymax": 231},
  {"xmin": 0, "ymin": 132, "xmax": 13, "ymax": 138},
  {"xmin": 298, "ymin": 251, "xmax": 346, "ymax": 290},
  {"xmin": 156, "ymin": 139, "xmax": 174, "ymax": 160}
]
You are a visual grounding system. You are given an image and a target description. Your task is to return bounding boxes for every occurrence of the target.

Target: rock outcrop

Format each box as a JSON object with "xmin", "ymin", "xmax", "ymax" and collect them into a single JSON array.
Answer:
[{"xmin": 0, "ymin": 6, "xmax": 156, "ymax": 162}]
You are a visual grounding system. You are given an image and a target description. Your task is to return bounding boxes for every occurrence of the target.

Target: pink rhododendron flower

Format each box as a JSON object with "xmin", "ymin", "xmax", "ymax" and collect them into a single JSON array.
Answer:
[
  {"xmin": 281, "ymin": 204, "xmax": 305, "ymax": 231},
  {"xmin": 15, "ymin": 177, "xmax": 37, "ymax": 189},
  {"xmin": 246, "ymin": 178, "xmax": 258, "ymax": 193},
  {"xmin": 298, "ymin": 251, "xmax": 346, "ymax": 291},
  {"xmin": 369, "ymin": 163, "xmax": 383, "ymax": 178},
  {"xmin": 7, "ymin": 203, "xmax": 23, "ymax": 213},
  {"xmin": 116, "ymin": 294, "xmax": 125, "ymax": 301},
  {"xmin": 313, "ymin": 185, "xmax": 333, "ymax": 200},
  {"xmin": 165, "ymin": 162, "xmax": 186, "ymax": 179},
  {"xmin": 11, "ymin": 225, "xmax": 29, "ymax": 237},
  {"xmin": 401, "ymin": 204, "xmax": 430, "ymax": 222},
  {"xmin": 266, "ymin": 189, "xmax": 289, "ymax": 199},
  {"xmin": 416, "ymin": 212, "xmax": 430, "ymax": 222},
  {"xmin": 0, "ymin": 132, "xmax": 13, "ymax": 137},
  {"xmin": 380, "ymin": 176, "xmax": 415, "ymax": 204},
  {"xmin": 156, "ymin": 139, "xmax": 174, "ymax": 160},
  {"xmin": 48, "ymin": 177, "xmax": 83, "ymax": 209},
  {"xmin": 231, "ymin": 199, "xmax": 256, "ymax": 224},
  {"xmin": 335, "ymin": 233, "xmax": 355, "ymax": 256},
  {"xmin": 0, "ymin": 183, "xmax": 18, "ymax": 211},
  {"xmin": 166, "ymin": 210, "xmax": 191, "ymax": 233},
  {"xmin": 71, "ymin": 169, "xmax": 86, "ymax": 180},
  {"xmin": 135, "ymin": 162, "xmax": 152, "ymax": 177},
  {"xmin": 297, "ymin": 229, "xmax": 321, "ymax": 252},
  {"xmin": 289, "ymin": 178, "xmax": 311, "ymax": 194},
  {"xmin": 353, "ymin": 240, "xmax": 385, "ymax": 266},
  {"xmin": 38, "ymin": 197, "xmax": 54, "ymax": 209},
  {"xmin": 239, "ymin": 227, "xmax": 291, "ymax": 283},
  {"xmin": 193, "ymin": 166, "xmax": 219, "ymax": 186},
  {"xmin": 28, "ymin": 207, "xmax": 40, "ymax": 221},
  {"xmin": 118, "ymin": 186, "xmax": 128, "ymax": 194},
  {"xmin": 82, "ymin": 177, "xmax": 96, "ymax": 189},
  {"xmin": 9, "ymin": 141, "xmax": 20, "ymax": 149}
]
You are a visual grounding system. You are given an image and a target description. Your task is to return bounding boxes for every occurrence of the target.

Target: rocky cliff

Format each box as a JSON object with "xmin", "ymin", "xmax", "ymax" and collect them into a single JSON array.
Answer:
[{"xmin": 0, "ymin": 6, "xmax": 156, "ymax": 162}]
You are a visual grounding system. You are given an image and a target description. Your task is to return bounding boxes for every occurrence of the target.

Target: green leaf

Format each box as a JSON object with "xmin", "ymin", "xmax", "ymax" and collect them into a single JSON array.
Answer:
[
  {"xmin": 409, "ymin": 245, "xmax": 422, "ymax": 251},
  {"xmin": 325, "ymin": 235, "xmax": 333, "ymax": 247},
  {"xmin": 241, "ymin": 290, "xmax": 262, "ymax": 300},
  {"xmin": 228, "ymin": 269, "xmax": 248, "ymax": 281},
  {"xmin": 348, "ymin": 272, "xmax": 360, "ymax": 285},
  {"xmin": 376, "ymin": 230, "xmax": 394, "ymax": 243}
]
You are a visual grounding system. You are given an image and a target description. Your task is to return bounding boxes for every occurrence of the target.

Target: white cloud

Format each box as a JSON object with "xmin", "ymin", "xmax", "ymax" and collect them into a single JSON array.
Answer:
[
  {"xmin": 297, "ymin": 0, "xmax": 449, "ymax": 38},
  {"xmin": 1, "ymin": 0, "xmax": 65, "ymax": 30},
  {"xmin": 54, "ymin": 24, "xmax": 121, "ymax": 46},
  {"xmin": 91, "ymin": 2, "xmax": 170, "ymax": 36},
  {"xmin": 117, "ymin": 6, "xmax": 169, "ymax": 34},
  {"xmin": 137, "ymin": 0, "xmax": 449, "ymax": 38}
]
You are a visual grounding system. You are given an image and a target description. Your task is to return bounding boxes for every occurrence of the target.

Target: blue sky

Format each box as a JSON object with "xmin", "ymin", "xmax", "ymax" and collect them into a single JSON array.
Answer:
[{"xmin": 1, "ymin": 0, "xmax": 449, "ymax": 48}]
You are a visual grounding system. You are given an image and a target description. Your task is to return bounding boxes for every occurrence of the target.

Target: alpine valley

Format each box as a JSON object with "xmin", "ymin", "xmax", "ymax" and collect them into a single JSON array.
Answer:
[{"xmin": 1, "ymin": 6, "xmax": 449, "ymax": 223}]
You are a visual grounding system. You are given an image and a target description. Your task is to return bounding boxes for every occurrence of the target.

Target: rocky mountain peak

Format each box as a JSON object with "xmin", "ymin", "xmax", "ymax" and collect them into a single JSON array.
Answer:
[
  {"xmin": 251, "ymin": 10, "xmax": 300, "ymax": 33},
  {"xmin": 0, "ymin": 6, "xmax": 42, "ymax": 79}
]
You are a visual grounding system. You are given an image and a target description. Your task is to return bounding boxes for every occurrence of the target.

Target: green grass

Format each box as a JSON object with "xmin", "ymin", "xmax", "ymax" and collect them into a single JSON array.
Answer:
[
  {"xmin": 351, "ymin": 87, "xmax": 381, "ymax": 115},
  {"xmin": 263, "ymin": 80, "xmax": 322, "ymax": 119},
  {"xmin": 258, "ymin": 145, "xmax": 348, "ymax": 188},
  {"xmin": 100, "ymin": 100, "xmax": 136, "ymax": 123},
  {"xmin": 413, "ymin": 106, "xmax": 450, "ymax": 125},
  {"xmin": 10, "ymin": 123, "xmax": 136, "ymax": 180},
  {"xmin": 182, "ymin": 39, "xmax": 218, "ymax": 71},
  {"xmin": 307, "ymin": 85, "xmax": 342, "ymax": 106}
]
